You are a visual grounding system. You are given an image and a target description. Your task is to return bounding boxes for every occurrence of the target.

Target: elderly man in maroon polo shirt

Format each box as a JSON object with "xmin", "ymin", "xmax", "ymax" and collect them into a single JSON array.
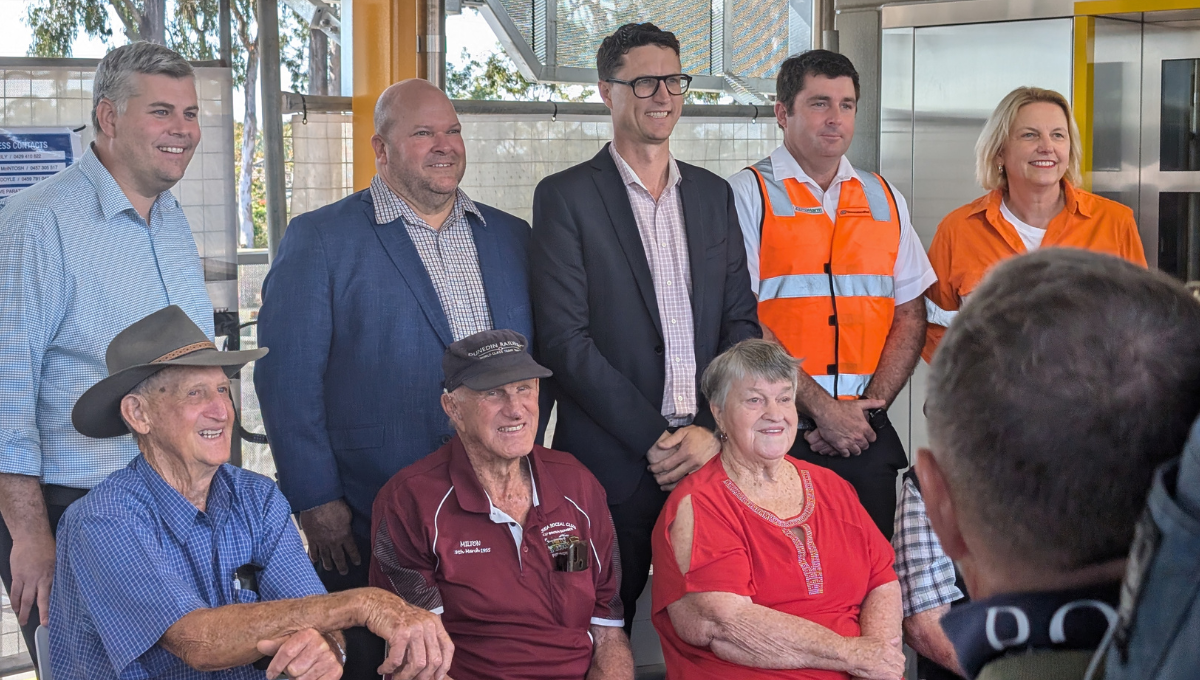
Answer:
[{"xmin": 370, "ymin": 329, "xmax": 634, "ymax": 680}]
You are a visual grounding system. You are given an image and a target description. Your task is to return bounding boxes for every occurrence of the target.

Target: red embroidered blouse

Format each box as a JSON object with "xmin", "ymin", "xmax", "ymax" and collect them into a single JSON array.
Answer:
[{"xmin": 650, "ymin": 455, "xmax": 898, "ymax": 679}]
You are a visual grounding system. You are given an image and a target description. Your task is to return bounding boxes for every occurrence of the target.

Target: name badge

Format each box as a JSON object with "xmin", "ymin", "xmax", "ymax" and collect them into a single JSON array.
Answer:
[{"xmin": 795, "ymin": 206, "xmax": 824, "ymax": 215}]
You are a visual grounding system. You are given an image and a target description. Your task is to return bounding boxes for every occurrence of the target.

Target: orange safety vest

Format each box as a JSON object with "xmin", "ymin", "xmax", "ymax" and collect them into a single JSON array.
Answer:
[{"xmin": 749, "ymin": 157, "xmax": 901, "ymax": 399}]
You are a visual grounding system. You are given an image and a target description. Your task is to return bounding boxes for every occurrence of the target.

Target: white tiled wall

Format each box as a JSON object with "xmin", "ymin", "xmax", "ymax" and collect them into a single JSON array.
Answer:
[{"xmin": 289, "ymin": 112, "xmax": 353, "ymax": 220}]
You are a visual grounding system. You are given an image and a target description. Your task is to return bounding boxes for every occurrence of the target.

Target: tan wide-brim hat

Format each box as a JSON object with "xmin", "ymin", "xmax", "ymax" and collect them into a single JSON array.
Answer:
[{"xmin": 72, "ymin": 305, "xmax": 267, "ymax": 439}]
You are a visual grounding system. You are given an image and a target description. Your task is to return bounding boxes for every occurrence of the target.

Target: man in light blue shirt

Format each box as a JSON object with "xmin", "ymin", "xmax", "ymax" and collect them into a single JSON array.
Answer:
[{"xmin": 0, "ymin": 41, "xmax": 214, "ymax": 665}]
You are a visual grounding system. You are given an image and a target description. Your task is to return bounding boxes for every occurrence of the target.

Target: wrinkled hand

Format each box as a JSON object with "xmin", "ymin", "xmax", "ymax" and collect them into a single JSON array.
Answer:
[
  {"xmin": 647, "ymin": 426, "xmax": 720, "ymax": 490},
  {"xmin": 257, "ymin": 628, "xmax": 343, "ymax": 680},
  {"xmin": 362, "ymin": 589, "xmax": 454, "ymax": 680},
  {"xmin": 848, "ymin": 636, "xmax": 905, "ymax": 680},
  {"xmin": 809, "ymin": 400, "xmax": 885, "ymax": 457},
  {"xmin": 300, "ymin": 499, "xmax": 360, "ymax": 575},
  {"xmin": 9, "ymin": 529, "xmax": 55, "ymax": 626}
]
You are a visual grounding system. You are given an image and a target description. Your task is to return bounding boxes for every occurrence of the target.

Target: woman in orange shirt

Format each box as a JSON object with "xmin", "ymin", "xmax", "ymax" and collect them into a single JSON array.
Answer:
[{"xmin": 923, "ymin": 87, "xmax": 1147, "ymax": 360}]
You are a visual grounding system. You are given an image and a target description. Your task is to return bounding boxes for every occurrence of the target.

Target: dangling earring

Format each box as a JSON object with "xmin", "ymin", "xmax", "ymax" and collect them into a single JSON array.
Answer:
[{"xmin": 998, "ymin": 163, "xmax": 1004, "ymax": 174}]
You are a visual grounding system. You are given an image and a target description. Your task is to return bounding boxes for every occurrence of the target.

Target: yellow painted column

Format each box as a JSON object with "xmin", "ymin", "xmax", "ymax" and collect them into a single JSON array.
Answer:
[
  {"xmin": 353, "ymin": 0, "xmax": 426, "ymax": 191},
  {"xmin": 1072, "ymin": 15, "xmax": 1094, "ymax": 192}
]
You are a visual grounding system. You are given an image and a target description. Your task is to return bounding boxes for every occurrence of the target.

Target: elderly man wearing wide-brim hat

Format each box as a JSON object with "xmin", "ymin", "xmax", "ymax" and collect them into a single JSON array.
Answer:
[
  {"xmin": 49, "ymin": 306, "xmax": 454, "ymax": 680},
  {"xmin": 369, "ymin": 329, "xmax": 634, "ymax": 680}
]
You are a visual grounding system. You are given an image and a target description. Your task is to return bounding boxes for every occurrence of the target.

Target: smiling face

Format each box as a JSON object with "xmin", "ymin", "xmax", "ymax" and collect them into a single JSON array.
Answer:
[
  {"xmin": 998, "ymin": 101, "xmax": 1071, "ymax": 193},
  {"xmin": 712, "ymin": 375, "xmax": 798, "ymax": 463},
  {"xmin": 123, "ymin": 366, "xmax": 234, "ymax": 474},
  {"xmin": 443, "ymin": 379, "xmax": 540, "ymax": 461},
  {"xmin": 778, "ymin": 74, "xmax": 857, "ymax": 168},
  {"xmin": 97, "ymin": 73, "xmax": 200, "ymax": 197},
  {"xmin": 372, "ymin": 83, "xmax": 466, "ymax": 213},
  {"xmin": 600, "ymin": 44, "xmax": 684, "ymax": 148}
]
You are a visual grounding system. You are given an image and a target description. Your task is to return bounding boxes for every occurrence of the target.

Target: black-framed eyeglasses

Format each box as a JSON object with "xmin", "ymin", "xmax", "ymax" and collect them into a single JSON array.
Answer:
[{"xmin": 604, "ymin": 74, "xmax": 693, "ymax": 98}]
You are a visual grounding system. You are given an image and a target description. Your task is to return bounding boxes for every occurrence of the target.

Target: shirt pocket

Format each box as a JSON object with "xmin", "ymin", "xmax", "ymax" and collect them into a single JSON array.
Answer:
[
  {"xmin": 232, "ymin": 587, "xmax": 262, "ymax": 604},
  {"xmin": 548, "ymin": 570, "xmax": 595, "ymax": 629}
]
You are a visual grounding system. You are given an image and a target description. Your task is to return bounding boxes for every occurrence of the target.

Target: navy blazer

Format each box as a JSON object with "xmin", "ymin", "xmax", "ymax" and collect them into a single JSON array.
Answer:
[
  {"xmin": 530, "ymin": 145, "xmax": 761, "ymax": 504},
  {"xmin": 255, "ymin": 189, "xmax": 535, "ymax": 539}
]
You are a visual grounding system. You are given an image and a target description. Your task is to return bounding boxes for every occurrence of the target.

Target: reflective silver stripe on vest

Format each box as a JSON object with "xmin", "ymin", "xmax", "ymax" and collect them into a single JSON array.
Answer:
[
  {"xmin": 812, "ymin": 373, "xmax": 873, "ymax": 398},
  {"xmin": 759, "ymin": 273, "xmax": 895, "ymax": 301},
  {"xmin": 925, "ymin": 297, "xmax": 959, "ymax": 328},
  {"xmin": 856, "ymin": 171, "xmax": 894, "ymax": 222},
  {"xmin": 751, "ymin": 156, "xmax": 893, "ymax": 222},
  {"xmin": 752, "ymin": 157, "xmax": 795, "ymax": 217}
]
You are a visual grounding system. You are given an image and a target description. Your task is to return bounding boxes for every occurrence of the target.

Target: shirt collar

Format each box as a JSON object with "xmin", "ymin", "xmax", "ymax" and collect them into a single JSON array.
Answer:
[
  {"xmin": 609, "ymin": 143, "xmax": 682, "ymax": 193},
  {"xmin": 80, "ymin": 145, "xmax": 181, "ymax": 222},
  {"xmin": 369, "ymin": 174, "xmax": 484, "ymax": 228},
  {"xmin": 942, "ymin": 582, "xmax": 1120, "ymax": 679},
  {"xmin": 447, "ymin": 435, "xmax": 561, "ymax": 517},
  {"xmin": 134, "ymin": 455, "xmax": 235, "ymax": 544},
  {"xmin": 769, "ymin": 145, "xmax": 857, "ymax": 190},
  {"xmin": 976, "ymin": 180, "xmax": 1092, "ymax": 221}
]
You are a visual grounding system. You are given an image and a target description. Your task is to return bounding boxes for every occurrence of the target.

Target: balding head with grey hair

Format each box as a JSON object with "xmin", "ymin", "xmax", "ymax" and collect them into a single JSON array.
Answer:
[
  {"xmin": 92, "ymin": 42, "xmax": 194, "ymax": 134},
  {"xmin": 925, "ymin": 249, "xmax": 1200, "ymax": 578}
]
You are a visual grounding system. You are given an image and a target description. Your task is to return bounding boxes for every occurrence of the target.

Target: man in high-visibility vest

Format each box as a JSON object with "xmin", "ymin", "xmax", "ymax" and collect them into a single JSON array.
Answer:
[{"xmin": 728, "ymin": 50, "xmax": 935, "ymax": 539}]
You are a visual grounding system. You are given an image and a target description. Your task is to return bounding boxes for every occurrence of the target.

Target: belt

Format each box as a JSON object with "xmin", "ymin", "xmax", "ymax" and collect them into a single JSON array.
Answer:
[{"xmin": 42, "ymin": 484, "xmax": 89, "ymax": 508}]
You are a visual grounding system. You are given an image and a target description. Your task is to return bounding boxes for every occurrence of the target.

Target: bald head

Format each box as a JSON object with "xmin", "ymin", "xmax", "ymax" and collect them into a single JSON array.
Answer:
[
  {"xmin": 371, "ymin": 78, "xmax": 466, "ymax": 217},
  {"xmin": 374, "ymin": 78, "xmax": 454, "ymax": 138}
]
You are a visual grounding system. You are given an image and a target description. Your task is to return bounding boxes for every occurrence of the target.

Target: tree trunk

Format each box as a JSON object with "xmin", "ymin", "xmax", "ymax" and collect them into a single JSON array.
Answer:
[
  {"xmin": 329, "ymin": 41, "xmax": 341, "ymax": 96},
  {"xmin": 308, "ymin": 29, "xmax": 328, "ymax": 96},
  {"xmin": 239, "ymin": 43, "xmax": 259, "ymax": 247},
  {"xmin": 140, "ymin": 0, "xmax": 167, "ymax": 44}
]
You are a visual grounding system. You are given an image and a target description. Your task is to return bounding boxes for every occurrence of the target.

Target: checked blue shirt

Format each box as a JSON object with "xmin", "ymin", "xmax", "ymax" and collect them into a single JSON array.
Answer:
[
  {"xmin": 49, "ymin": 456, "xmax": 326, "ymax": 680},
  {"xmin": 0, "ymin": 146, "xmax": 214, "ymax": 489}
]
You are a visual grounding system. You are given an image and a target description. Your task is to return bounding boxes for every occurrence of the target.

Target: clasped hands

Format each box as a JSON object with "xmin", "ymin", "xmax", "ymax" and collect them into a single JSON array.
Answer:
[{"xmin": 806, "ymin": 399, "xmax": 886, "ymax": 457}]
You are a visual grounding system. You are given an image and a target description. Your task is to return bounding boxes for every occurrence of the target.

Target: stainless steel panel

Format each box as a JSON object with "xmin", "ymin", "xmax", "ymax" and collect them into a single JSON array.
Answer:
[
  {"xmin": 881, "ymin": 0, "xmax": 1073, "ymax": 30},
  {"xmin": 910, "ymin": 19, "xmax": 1072, "ymax": 247},
  {"xmin": 1140, "ymin": 22, "xmax": 1200, "ymax": 273},
  {"xmin": 1089, "ymin": 17, "xmax": 1143, "ymax": 215},
  {"xmin": 880, "ymin": 27, "xmax": 915, "ymax": 199}
]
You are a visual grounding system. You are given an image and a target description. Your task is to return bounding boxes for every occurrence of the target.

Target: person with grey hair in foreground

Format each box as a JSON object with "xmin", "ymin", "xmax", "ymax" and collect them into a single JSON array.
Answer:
[
  {"xmin": 0, "ymin": 41, "xmax": 214, "ymax": 667},
  {"xmin": 918, "ymin": 249, "xmax": 1200, "ymax": 680},
  {"xmin": 650, "ymin": 339, "xmax": 904, "ymax": 679},
  {"xmin": 50, "ymin": 306, "xmax": 453, "ymax": 680}
]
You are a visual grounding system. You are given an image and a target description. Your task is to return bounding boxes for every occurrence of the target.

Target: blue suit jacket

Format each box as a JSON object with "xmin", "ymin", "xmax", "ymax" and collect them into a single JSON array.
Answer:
[{"xmin": 254, "ymin": 189, "xmax": 535, "ymax": 539}]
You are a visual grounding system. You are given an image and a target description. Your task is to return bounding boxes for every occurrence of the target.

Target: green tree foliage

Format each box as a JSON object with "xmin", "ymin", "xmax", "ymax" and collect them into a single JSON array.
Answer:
[
  {"xmin": 25, "ymin": 0, "xmax": 113, "ymax": 57},
  {"xmin": 447, "ymin": 48, "xmax": 594, "ymax": 102}
]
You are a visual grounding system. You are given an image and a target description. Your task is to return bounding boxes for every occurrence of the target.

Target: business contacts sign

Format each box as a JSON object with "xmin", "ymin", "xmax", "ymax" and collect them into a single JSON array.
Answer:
[{"xmin": 0, "ymin": 127, "xmax": 83, "ymax": 207}]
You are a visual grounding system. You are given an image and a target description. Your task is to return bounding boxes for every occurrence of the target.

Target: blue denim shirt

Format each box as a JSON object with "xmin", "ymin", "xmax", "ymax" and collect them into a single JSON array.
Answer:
[{"xmin": 49, "ymin": 456, "xmax": 326, "ymax": 679}]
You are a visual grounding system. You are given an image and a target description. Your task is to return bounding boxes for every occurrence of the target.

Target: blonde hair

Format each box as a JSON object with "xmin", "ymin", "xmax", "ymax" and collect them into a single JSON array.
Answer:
[{"xmin": 974, "ymin": 87, "xmax": 1083, "ymax": 191}]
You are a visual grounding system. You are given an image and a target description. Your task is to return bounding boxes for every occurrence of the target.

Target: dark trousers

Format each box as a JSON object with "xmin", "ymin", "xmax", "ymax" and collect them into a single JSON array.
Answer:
[
  {"xmin": 0, "ymin": 484, "xmax": 89, "ymax": 676},
  {"xmin": 314, "ymin": 531, "xmax": 386, "ymax": 680},
  {"xmin": 789, "ymin": 417, "xmax": 909, "ymax": 540},
  {"xmin": 607, "ymin": 470, "xmax": 670, "ymax": 635}
]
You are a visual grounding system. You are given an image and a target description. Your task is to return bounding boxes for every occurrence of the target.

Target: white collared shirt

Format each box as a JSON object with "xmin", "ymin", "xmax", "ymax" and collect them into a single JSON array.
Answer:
[{"xmin": 727, "ymin": 145, "xmax": 936, "ymax": 304}]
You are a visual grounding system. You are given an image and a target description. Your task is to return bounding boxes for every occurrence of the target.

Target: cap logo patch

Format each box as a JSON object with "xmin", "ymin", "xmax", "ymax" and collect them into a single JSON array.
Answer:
[{"xmin": 467, "ymin": 340, "xmax": 524, "ymax": 360}]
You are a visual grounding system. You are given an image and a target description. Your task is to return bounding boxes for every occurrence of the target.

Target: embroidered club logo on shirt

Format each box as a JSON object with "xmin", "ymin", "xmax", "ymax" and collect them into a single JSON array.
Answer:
[{"xmin": 541, "ymin": 521, "xmax": 580, "ymax": 556}]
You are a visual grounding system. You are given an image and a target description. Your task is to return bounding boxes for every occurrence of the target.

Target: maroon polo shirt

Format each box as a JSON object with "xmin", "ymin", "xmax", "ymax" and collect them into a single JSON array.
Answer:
[{"xmin": 370, "ymin": 436, "xmax": 623, "ymax": 680}]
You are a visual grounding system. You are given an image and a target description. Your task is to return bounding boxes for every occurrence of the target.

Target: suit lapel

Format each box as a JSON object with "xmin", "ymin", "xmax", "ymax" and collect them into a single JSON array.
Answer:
[
  {"xmin": 677, "ymin": 166, "xmax": 708, "ymax": 335},
  {"xmin": 366, "ymin": 198, "xmax": 454, "ymax": 347},
  {"xmin": 590, "ymin": 146, "xmax": 663, "ymax": 338},
  {"xmin": 469, "ymin": 212, "xmax": 505, "ymax": 328}
]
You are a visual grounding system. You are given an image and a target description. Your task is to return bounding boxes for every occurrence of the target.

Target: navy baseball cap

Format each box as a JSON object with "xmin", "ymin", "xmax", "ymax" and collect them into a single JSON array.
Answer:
[{"xmin": 442, "ymin": 329, "xmax": 552, "ymax": 392}]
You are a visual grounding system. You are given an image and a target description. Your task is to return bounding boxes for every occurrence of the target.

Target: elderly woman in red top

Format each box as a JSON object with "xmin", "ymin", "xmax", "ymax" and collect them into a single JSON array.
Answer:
[{"xmin": 651, "ymin": 339, "xmax": 904, "ymax": 680}]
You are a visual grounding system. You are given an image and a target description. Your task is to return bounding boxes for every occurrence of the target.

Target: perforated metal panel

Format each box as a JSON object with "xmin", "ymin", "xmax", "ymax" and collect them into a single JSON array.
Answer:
[
  {"xmin": 554, "ymin": 0, "xmax": 713, "ymax": 73},
  {"xmin": 729, "ymin": 0, "xmax": 788, "ymax": 78}
]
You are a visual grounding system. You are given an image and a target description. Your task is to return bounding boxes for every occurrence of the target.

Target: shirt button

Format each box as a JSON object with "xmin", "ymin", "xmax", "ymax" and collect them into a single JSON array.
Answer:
[
  {"xmin": 522, "ymin": 546, "xmax": 529, "ymax": 553},
  {"xmin": 674, "ymin": 357, "xmax": 681, "ymax": 363},
  {"xmin": 676, "ymin": 395, "xmax": 684, "ymax": 401},
  {"xmin": 670, "ymin": 318, "xmax": 677, "ymax": 324},
  {"xmin": 666, "ymin": 280, "xmax": 673, "ymax": 287}
]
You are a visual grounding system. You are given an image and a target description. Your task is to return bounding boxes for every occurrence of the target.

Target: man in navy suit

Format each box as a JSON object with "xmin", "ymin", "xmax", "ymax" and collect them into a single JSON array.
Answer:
[
  {"xmin": 530, "ymin": 23, "xmax": 760, "ymax": 632},
  {"xmin": 255, "ymin": 78, "xmax": 535, "ymax": 679}
]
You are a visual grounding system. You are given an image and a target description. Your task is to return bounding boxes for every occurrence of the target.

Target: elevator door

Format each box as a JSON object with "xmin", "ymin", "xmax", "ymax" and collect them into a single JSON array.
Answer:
[{"xmin": 1141, "ymin": 21, "xmax": 1200, "ymax": 280}]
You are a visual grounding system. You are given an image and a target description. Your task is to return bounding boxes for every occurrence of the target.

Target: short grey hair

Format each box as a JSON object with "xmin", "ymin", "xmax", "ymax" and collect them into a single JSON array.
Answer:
[
  {"xmin": 928, "ymin": 249, "xmax": 1200, "ymax": 571},
  {"xmin": 92, "ymin": 42, "xmax": 194, "ymax": 134},
  {"xmin": 701, "ymin": 340, "xmax": 799, "ymax": 412}
]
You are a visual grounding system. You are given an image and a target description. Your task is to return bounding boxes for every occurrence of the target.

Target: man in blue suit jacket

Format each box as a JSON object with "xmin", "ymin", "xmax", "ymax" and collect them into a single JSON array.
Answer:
[{"xmin": 255, "ymin": 79, "xmax": 535, "ymax": 679}]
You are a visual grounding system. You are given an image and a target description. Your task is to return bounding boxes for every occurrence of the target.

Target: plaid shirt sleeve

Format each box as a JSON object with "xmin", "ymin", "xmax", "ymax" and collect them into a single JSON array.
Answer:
[{"xmin": 892, "ymin": 477, "xmax": 964, "ymax": 618}]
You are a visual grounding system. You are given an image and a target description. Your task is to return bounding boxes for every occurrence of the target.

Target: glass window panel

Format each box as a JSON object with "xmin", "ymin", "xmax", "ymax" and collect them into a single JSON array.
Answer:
[{"xmin": 1161, "ymin": 58, "xmax": 1199, "ymax": 172}]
